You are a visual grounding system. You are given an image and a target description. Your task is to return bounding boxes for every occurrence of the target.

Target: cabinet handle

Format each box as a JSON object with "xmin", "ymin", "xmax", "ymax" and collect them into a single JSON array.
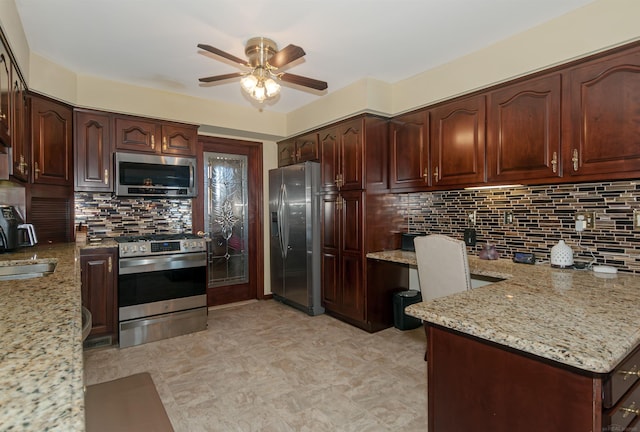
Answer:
[
  {"xmin": 0, "ymin": 113, "xmax": 5, "ymax": 120},
  {"xmin": 19, "ymin": 155, "xmax": 27, "ymax": 174},
  {"xmin": 433, "ymin": 166, "xmax": 439, "ymax": 182},
  {"xmin": 572, "ymin": 149, "xmax": 579, "ymax": 172},
  {"xmin": 551, "ymin": 152, "xmax": 558, "ymax": 173},
  {"xmin": 162, "ymin": 137, "xmax": 167, "ymax": 151},
  {"xmin": 34, "ymin": 162, "xmax": 40, "ymax": 180},
  {"xmin": 423, "ymin": 168, "xmax": 429, "ymax": 182},
  {"xmin": 619, "ymin": 366, "xmax": 640, "ymax": 380},
  {"xmin": 104, "ymin": 169, "xmax": 109, "ymax": 185},
  {"xmin": 334, "ymin": 174, "xmax": 343, "ymax": 189},
  {"xmin": 620, "ymin": 401, "xmax": 640, "ymax": 418},
  {"xmin": 151, "ymin": 135, "xmax": 155, "ymax": 150},
  {"xmin": 108, "ymin": 256, "xmax": 112, "ymax": 273},
  {"xmin": 336, "ymin": 195, "xmax": 344, "ymax": 211},
  {"xmin": 295, "ymin": 149, "xmax": 301, "ymax": 160}
]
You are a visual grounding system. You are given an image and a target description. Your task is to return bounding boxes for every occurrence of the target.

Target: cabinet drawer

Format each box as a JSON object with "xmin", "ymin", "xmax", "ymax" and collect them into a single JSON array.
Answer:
[
  {"xmin": 604, "ymin": 346, "xmax": 640, "ymax": 408},
  {"xmin": 604, "ymin": 379, "xmax": 640, "ymax": 431}
]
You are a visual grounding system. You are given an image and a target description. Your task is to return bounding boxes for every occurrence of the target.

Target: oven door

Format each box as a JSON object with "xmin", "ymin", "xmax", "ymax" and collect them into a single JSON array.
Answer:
[{"xmin": 118, "ymin": 252, "xmax": 206, "ymax": 321}]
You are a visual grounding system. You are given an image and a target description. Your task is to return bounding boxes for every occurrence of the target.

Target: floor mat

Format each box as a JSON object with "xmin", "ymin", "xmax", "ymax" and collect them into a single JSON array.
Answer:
[{"xmin": 85, "ymin": 372, "xmax": 174, "ymax": 432}]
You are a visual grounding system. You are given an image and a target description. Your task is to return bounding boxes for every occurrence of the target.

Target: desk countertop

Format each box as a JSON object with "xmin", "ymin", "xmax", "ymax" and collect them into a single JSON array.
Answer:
[{"xmin": 367, "ymin": 250, "xmax": 640, "ymax": 374}]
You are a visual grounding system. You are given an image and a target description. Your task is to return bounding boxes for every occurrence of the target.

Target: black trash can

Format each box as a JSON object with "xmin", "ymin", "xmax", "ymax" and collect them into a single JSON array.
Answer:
[{"xmin": 393, "ymin": 289, "xmax": 423, "ymax": 330}]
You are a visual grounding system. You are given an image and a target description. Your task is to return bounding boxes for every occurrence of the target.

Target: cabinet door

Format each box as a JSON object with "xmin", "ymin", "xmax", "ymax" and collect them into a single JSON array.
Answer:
[
  {"xmin": 10, "ymin": 66, "xmax": 27, "ymax": 181},
  {"xmin": 319, "ymin": 127, "xmax": 339, "ymax": 192},
  {"xmin": 430, "ymin": 95, "xmax": 486, "ymax": 187},
  {"xmin": 0, "ymin": 47, "xmax": 10, "ymax": 146},
  {"xmin": 487, "ymin": 74, "xmax": 561, "ymax": 182},
  {"xmin": 161, "ymin": 124, "xmax": 197, "ymax": 156},
  {"xmin": 565, "ymin": 48, "xmax": 640, "ymax": 178},
  {"xmin": 27, "ymin": 184, "xmax": 73, "ymax": 243},
  {"xmin": 277, "ymin": 139, "xmax": 296, "ymax": 167},
  {"xmin": 321, "ymin": 193, "xmax": 340, "ymax": 309},
  {"xmin": 339, "ymin": 119, "xmax": 364, "ymax": 190},
  {"xmin": 389, "ymin": 111, "xmax": 430, "ymax": 189},
  {"xmin": 74, "ymin": 110, "xmax": 113, "ymax": 191},
  {"xmin": 80, "ymin": 249, "xmax": 117, "ymax": 339},
  {"xmin": 339, "ymin": 190, "xmax": 364, "ymax": 321},
  {"xmin": 30, "ymin": 96, "xmax": 73, "ymax": 186},
  {"xmin": 114, "ymin": 116, "xmax": 160, "ymax": 153},
  {"xmin": 294, "ymin": 132, "xmax": 319, "ymax": 163}
]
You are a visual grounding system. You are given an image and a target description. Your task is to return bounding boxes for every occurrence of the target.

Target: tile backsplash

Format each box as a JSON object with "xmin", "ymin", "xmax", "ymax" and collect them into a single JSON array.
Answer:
[
  {"xmin": 400, "ymin": 180, "xmax": 640, "ymax": 273},
  {"xmin": 74, "ymin": 193, "xmax": 192, "ymax": 237}
]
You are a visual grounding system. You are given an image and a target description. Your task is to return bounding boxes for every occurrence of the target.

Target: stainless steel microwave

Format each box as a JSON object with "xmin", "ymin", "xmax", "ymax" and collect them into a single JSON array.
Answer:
[{"xmin": 115, "ymin": 152, "xmax": 197, "ymax": 198}]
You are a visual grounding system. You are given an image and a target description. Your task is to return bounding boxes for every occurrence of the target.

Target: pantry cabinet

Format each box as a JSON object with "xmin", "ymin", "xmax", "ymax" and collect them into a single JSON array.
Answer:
[
  {"xmin": 80, "ymin": 247, "xmax": 118, "ymax": 344},
  {"xmin": 74, "ymin": 109, "xmax": 112, "ymax": 192},
  {"xmin": 564, "ymin": 45, "xmax": 640, "ymax": 180},
  {"xmin": 487, "ymin": 73, "xmax": 562, "ymax": 183},
  {"xmin": 389, "ymin": 110, "xmax": 429, "ymax": 190},
  {"xmin": 430, "ymin": 95, "xmax": 486, "ymax": 187},
  {"xmin": 114, "ymin": 115, "xmax": 198, "ymax": 156}
]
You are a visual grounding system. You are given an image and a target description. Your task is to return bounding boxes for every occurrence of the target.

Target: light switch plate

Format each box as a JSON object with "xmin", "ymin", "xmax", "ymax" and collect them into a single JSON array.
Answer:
[{"xmin": 575, "ymin": 211, "xmax": 595, "ymax": 229}]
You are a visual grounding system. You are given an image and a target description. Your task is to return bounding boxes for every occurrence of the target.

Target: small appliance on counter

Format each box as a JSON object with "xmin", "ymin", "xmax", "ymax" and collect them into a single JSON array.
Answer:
[
  {"xmin": 401, "ymin": 232, "xmax": 426, "ymax": 251},
  {"xmin": 550, "ymin": 239, "xmax": 574, "ymax": 268},
  {"xmin": 0, "ymin": 205, "xmax": 37, "ymax": 251}
]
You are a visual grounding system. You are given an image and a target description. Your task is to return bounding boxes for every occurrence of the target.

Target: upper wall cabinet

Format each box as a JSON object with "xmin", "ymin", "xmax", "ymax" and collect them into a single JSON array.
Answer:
[
  {"xmin": 564, "ymin": 46, "xmax": 640, "ymax": 180},
  {"xmin": 430, "ymin": 95, "xmax": 486, "ymax": 187},
  {"xmin": 487, "ymin": 73, "xmax": 562, "ymax": 183},
  {"xmin": 389, "ymin": 110, "xmax": 429, "ymax": 190},
  {"xmin": 29, "ymin": 95, "xmax": 73, "ymax": 186},
  {"xmin": 114, "ymin": 115, "xmax": 198, "ymax": 156},
  {"xmin": 0, "ymin": 45, "xmax": 10, "ymax": 147},
  {"xmin": 10, "ymin": 62, "xmax": 27, "ymax": 182},
  {"xmin": 75, "ymin": 109, "xmax": 112, "ymax": 192},
  {"xmin": 277, "ymin": 132, "xmax": 319, "ymax": 167}
]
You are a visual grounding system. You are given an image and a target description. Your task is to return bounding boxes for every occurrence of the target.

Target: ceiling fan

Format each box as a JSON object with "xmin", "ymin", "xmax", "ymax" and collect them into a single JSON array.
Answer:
[{"xmin": 198, "ymin": 37, "xmax": 328, "ymax": 102}]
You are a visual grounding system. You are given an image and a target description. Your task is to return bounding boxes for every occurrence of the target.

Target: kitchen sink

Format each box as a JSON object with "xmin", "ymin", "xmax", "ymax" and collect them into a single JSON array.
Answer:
[{"xmin": 0, "ymin": 259, "xmax": 57, "ymax": 281}]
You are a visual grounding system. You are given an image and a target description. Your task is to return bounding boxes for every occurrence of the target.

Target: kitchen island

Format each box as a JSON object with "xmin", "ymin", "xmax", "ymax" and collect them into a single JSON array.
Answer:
[
  {"xmin": 0, "ymin": 240, "xmax": 115, "ymax": 432},
  {"xmin": 367, "ymin": 250, "xmax": 640, "ymax": 431}
]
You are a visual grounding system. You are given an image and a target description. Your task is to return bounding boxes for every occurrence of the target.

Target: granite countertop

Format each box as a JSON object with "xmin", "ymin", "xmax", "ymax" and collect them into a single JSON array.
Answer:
[
  {"xmin": 0, "ymin": 239, "xmax": 116, "ymax": 432},
  {"xmin": 367, "ymin": 250, "xmax": 640, "ymax": 374}
]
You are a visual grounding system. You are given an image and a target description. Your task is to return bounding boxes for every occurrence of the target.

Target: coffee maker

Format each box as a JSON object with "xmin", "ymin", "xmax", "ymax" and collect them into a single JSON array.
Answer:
[{"xmin": 0, "ymin": 205, "xmax": 37, "ymax": 251}]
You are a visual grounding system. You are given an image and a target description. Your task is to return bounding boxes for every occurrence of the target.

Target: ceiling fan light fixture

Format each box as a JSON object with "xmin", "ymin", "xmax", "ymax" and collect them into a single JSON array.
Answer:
[
  {"xmin": 240, "ymin": 74, "xmax": 258, "ymax": 92},
  {"xmin": 264, "ymin": 77, "xmax": 280, "ymax": 97},
  {"xmin": 252, "ymin": 83, "xmax": 266, "ymax": 101}
]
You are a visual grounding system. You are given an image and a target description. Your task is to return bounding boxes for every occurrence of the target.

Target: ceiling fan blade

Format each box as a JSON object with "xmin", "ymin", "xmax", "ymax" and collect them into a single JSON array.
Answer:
[
  {"xmin": 279, "ymin": 72, "xmax": 328, "ymax": 91},
  {"xmin": 197, "ymin": 43, "xmax": 248, "ymax": 66},
  {"xmin": 268, "ymin": 44, "xmax": 306, "ymax": 69},
  {"xmin": 198, "ymin": 72, "xmax": 244, "ymax": 83}
]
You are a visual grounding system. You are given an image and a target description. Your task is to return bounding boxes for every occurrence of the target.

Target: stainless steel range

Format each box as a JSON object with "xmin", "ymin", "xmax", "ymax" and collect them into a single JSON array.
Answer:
[{"xmin": 115, "ymin": 233, "xmax": 208, "ymax": 348}]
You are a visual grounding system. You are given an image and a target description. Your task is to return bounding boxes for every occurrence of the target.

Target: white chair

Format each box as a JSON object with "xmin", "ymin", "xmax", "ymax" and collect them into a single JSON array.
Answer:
[{"xmin": 414, "ymin": 234, "xmax": 471, "ymax": 301}]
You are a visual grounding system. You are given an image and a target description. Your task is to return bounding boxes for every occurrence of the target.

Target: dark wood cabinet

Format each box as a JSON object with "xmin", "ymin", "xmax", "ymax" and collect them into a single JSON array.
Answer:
[
  {"xmin": 277, "ymin": 132, "xmax": 319, "ymax": 167},
  {"xmin": 0, "ymin": 44, "xmax": 10, "ymax": 147},
  {"xmin": 321, "ymin": 190, "xmax": 365, "ymax": 322},
  {"xmin": 29, "ymin": 95, "xmax": 73, "ymax": 186},
  {"xmin": 487, "ymin": 74, "xmax": 562, "ymax": 183},
  {"xmin": 27, "ymin": 183, "xmax": 74, "ymax": 243},
  {"xmin": 389, "ymin": 110, "xmax": 430, "ymax": 190},
  {"xmin": 319, "ymin": 118, "xmax": 367, "ymax": 193},
  {"xmin": 80, "ymin": 247, "xmax": 117, "ymax": 343},
  {"xmin": 564, "ymin": 46, "xmax": 640, "ymax": 180},
  {"xmin": 114, "ymin": 115, "xmax": 197, "ymax": 156},
  {"xmin": 430, "ymin": 95, "xmax": 486, "ymax": 187},
  {"xmin": 10, "ymin": 63, "xmax": 27, "ymax": 181},
  {"xmin": 74, "ymin": 109, "xmax": 112, "ymax": 192}
]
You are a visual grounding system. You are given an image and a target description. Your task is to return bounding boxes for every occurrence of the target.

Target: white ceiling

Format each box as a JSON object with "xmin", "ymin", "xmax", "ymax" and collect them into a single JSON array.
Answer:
[{"xmin": 15, "ymin": 0, "xmax": 595, "ymax": 113}]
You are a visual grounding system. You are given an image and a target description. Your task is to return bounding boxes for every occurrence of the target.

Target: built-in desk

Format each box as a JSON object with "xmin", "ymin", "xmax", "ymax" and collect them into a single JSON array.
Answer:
[{"xmin": 368, "ymin": 249, "xmax": 640, "ymax": 431}]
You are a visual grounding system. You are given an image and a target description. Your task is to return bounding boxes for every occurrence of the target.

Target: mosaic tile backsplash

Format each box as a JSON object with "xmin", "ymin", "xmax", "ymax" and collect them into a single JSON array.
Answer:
[
  {"xmin": 399, "ymin": 180, "xmax": 640, "ymax": 274},
  {"xmin": 74, "ymin": 193, "xmax": 192, "ymax": 237}
]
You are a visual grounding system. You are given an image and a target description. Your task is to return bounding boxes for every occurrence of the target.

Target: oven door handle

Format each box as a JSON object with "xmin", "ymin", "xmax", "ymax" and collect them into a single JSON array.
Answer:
[{"xmin": 119, "ymin": 252, "xmax": 207, "ymax": 275}]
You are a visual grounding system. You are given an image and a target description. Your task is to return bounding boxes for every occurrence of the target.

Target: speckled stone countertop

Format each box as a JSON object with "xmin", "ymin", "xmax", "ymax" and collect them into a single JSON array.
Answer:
[
  {"xmin": 0, "ymin": 239, "xmax": 117, "ymax": 432},
  {"xmin": 367, "ymin": 250, "xmax": 640, "ymax": 374}
]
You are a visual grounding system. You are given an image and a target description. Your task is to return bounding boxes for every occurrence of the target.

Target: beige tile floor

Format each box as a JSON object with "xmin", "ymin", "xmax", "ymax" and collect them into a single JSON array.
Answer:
[{"xmin": 84, "ymin": 300, "xmax": 428, "ymax": 431}]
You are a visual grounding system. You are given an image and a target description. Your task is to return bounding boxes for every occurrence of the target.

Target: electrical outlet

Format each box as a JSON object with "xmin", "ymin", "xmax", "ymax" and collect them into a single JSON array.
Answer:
[
  {"xmin": 503, "ymin": 211, "xmax": 514, "ymax": 225},
  {"xmin": 575, "ymin": 211, "xmax": 595, "ymax": 230},
  {"xmin": 634, "ymin": 209, "xmax": 640, "ymax": 230},
  {"xmin": 467, "ymin": 210, "xmax": 477, "ymax": 226}
]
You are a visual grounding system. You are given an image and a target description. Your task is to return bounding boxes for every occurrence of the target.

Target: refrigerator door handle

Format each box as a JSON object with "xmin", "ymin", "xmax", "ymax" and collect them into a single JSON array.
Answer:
[
  {"xmin": 277, "ymin": 183, "xmax": 285, "ymax": 259},
  {"xmin": 281, "ymin": 183, "xmax": 290, "ymax": 259}
]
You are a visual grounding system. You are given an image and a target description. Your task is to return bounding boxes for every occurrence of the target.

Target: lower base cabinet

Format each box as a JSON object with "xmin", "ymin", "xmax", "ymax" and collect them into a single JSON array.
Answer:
[
  {"xmin": 80, "ymin": 247, "xmax": 118, "ymax": 346},
  {"xmin": 426, "ymin": 324, "xmax": 640, "ymax": 432}
]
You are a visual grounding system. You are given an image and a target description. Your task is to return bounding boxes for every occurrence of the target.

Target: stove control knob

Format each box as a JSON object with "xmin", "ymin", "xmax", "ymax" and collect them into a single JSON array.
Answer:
[{"xmin": 139, "ymin": 245, "xmax": 147, "ymax": 253}]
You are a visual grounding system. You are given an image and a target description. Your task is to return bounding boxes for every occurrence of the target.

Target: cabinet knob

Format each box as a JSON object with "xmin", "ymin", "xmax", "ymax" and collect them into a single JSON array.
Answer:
[
  {"xmin": 572, "ymin": 149, "xmax": 579, "ymax": 172},
  {"xmin": 551, "ymin": 152, "xmax": 558, "ymax": 173}
]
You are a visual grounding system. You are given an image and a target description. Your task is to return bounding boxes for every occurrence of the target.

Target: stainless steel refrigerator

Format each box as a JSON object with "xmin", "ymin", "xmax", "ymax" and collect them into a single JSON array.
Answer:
[{"xmin": 269, "ymin": 161, "xmax": 323, "ymax": 316}]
